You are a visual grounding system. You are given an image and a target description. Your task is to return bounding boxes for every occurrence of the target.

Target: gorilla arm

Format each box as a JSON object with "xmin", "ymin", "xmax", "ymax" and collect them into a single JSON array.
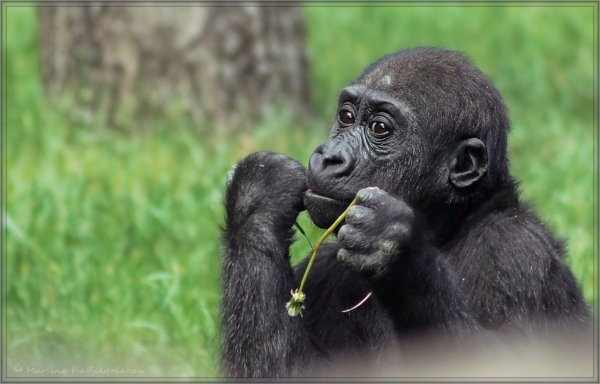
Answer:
[
  {"xmin": 220, "ymin": 151, "xmax": 314, "ymax": 377},
  {"xmin": 337, "ymin": 186, "xmax": 590, "ymax": 339},
  {"xmin": 448, "ymin": 193, "xmax": 591, "ymax": 334},
  {"xmin": 337, "ymin": 187, "xmax": 480, "ymax": 338}
]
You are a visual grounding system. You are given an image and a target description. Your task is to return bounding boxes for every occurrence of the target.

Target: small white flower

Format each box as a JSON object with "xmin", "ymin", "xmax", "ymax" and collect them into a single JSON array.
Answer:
[{"xmin": 286, "ymin": 289, "xmax": 306, "ymax": 317}]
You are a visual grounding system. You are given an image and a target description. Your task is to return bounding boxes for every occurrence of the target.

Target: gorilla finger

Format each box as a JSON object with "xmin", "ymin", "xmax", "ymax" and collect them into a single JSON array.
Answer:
[
  {"xmin": 344, "ymin": 205, "xmax": 374, "ymax": 226},
  {"xmin": 337, "ymin": 248, "xmax": 385, "ymax": 277},
  {"xmin": 366, "ymin": 250, "xmax": 394, "ymax": 279},
  {"xmin": 376, "ymin": 239, "xmax": 402, "ymax": 256},
  {"xmin": 355, "ymin": 187, "xmax": 388, "ymax": 208},
  {"xmin": 336, "ymin": 248, "xmax": 364, "ymax": 270},
  {"xmin": 382, "ymin": 222, "xmax": 413, "ymax": 241},
  {"xmin": 337, "ymin": 225, "xmax": 370, "ymax": 251}
]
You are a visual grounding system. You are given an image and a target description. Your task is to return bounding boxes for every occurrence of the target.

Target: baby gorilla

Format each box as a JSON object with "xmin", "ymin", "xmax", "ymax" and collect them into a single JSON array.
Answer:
[{"xmin": 220, "ymin": 47, "xmax": 591, "ymax": 378}]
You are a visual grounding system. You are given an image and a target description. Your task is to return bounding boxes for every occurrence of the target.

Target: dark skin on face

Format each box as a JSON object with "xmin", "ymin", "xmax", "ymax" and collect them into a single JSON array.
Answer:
[
  {"xmin": 305, "ymin": 85, "xmax": 416, "ymax": 228},
  {"xmin": 305, "ymin": 81, "xmax": 488, "ymax": 242},
  {"xmin": 305, "ymin": 79, "xmax": 480, "ymax": 282}
]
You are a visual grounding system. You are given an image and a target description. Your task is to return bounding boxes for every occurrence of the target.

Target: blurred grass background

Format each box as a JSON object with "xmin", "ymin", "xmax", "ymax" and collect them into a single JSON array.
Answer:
[{"xmin": 4, "ymin": 4, "xmax": 597, "ymax": 378}]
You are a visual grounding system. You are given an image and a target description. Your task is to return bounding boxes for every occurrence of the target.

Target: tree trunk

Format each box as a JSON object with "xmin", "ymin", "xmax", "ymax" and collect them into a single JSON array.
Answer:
[{"xmin": 37, "ymin": 4, "xmax": 310, "ymax": 131}]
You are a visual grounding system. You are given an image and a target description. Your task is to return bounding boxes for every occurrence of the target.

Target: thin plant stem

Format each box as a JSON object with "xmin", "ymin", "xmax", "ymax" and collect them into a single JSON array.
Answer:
[{"xmin": 298, "ymin": 197, "xmax": 358, "ymax": 293}]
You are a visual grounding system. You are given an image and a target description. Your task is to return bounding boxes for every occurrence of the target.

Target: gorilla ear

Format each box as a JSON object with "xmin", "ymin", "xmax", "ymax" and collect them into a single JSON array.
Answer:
[{"xmin": 449, "ymin": 138, "xmax": 488, "ymax": 188}]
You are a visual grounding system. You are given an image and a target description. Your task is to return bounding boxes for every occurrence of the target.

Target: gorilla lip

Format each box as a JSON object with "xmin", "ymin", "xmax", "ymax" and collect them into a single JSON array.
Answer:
[
  {"xmin": 304, "ymin": 189, "xmax": 354, "ymax": 229},
  {"xmin": 306, "ymin": 189, "xmax": 354, "ymax": 204}
]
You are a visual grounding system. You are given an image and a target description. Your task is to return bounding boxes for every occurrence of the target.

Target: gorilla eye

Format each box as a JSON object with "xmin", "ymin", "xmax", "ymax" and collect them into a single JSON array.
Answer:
[
  {"xmin": 370, "ymin": 121, "xmax": 389, "ymax": 135},
  {"xmin": 338, "ymin": 110, "xmax": 355, "ymax": 125}
]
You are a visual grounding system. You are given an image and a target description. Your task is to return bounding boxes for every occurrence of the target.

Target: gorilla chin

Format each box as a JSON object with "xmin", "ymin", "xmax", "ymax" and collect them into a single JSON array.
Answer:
[{"xmin": 304, "ymin": 189, "xmax": 353, "ymax": 229}]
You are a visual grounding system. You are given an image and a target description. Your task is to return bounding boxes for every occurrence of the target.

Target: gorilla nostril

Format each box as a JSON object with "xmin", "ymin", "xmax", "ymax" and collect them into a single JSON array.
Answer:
[
  {"xmin": 309, "ymin": 141, "xmax": 354, "ymax": 178},
  {"xmin": 323, "ymin": 157, "xmax": 344, "ymax": 167},
  {"xmin": 323, "ymin": 156, "xmax": 353, "ymax": 177}
]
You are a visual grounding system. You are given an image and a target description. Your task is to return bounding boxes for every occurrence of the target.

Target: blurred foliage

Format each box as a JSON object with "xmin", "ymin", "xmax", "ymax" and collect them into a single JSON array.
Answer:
[{"xmin": 3, "ymin": 3, "xmax": 596, "ymax": 378}]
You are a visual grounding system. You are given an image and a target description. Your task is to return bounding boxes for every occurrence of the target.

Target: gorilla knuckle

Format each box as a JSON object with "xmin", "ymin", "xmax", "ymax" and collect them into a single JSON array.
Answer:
[
  {"xmin": 338, "ymin": 225, "xmax": 369, "ymax": 250},
  {"xmin": 336, "ymin": 248, "xmax": 353, "ymax": 266},
  {"xmin": 340, "ymin": 248, "xmax": 388, "ymax": 278},
  {"xmin": 384, "ymin": 222, "xmax": 405, "ymax": 237},
  {"xmin": 246, "ymin": 151, "xmax": 305, "ymax": 175},
  {"xmin": 228, "ymin": 151, "xmax": 307, "ymax": 216},
  {"xmin": 355, "ymin": 187, "xmax": 387, "ymax": 206},
  {"xmin": 337, "ymin": 225, "xmax": 351, "ymax": 242},
  {"xmin": 378, "ymin": 239, "xmax": 400, "ymax": 255},
  {"xmin": 368, "ymin": 251, "xmax": 390, "ymax": 276},
  {"xmin": 337, "ymin": 248, "xmax": 372, "ymax": 273},
  {"xmin": 345, "ymin": 205, "xmax": 371, "ymax": 225},
  {"xmin": 385, "ymin": 199, "xmax": 414, "ymax": 221},
  {"xmin": 397, "ymin": 201, "xmax": 414, "ymax": 217}
]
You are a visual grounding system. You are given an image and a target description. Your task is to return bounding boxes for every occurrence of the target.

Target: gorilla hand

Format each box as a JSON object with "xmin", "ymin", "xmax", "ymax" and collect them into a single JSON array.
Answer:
[
  {"xmin": 336, "ymin": 187, "xmax": 424, "ymax": 281},
  {"xmin": 221, "ymin": 151, "xmax": 312, "ymax": 378},
  {"xmin": 225, "ymin": 151, "xmax": 308, "ymax": 231}
]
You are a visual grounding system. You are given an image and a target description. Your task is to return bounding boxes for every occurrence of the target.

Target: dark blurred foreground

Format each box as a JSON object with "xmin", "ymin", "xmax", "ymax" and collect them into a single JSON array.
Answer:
[{"xmin": 316, "ymin": 326, "xmax": 595, "ymax": 379}]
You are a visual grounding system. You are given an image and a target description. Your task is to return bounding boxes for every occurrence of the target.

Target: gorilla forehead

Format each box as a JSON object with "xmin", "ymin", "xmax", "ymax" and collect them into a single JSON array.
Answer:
[
  {"xmin": 358, "ymin": 47, "xmax": 478, "ymax": 83},
  {"xmin": 351, "ymin": 47, "xmax": 510, "ymax": 148},
  {"xmin": 354, "ymin": 47, "xmax": 487, "ymax": 104}
]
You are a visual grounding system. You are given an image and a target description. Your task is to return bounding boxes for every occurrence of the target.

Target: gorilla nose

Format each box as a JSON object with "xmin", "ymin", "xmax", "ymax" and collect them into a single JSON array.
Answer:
[{"xmin": 309, "ymin": 141, "xmax": 354, "ymax": 178}]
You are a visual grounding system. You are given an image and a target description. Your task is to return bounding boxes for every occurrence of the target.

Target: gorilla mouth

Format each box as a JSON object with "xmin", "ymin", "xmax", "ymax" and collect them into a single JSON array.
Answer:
[{"xmin": 304, "ymin": 189, "xmax": 354, "ymax": 229}]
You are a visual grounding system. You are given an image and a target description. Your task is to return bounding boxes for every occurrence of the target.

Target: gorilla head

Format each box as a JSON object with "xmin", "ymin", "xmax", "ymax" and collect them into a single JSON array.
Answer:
[{"xmin": 304, "ymin": 47, "xmax": 511, "ymax": 232}]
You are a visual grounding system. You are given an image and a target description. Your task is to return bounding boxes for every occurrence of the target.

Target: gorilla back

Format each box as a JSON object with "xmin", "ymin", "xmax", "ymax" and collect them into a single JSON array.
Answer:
[{"xmin": 219, "ymin": 47, "xmax": 591, "ymax": 378}]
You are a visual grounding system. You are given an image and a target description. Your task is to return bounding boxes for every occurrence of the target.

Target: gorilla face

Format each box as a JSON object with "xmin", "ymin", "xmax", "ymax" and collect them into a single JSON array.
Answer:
[
  {"xmin": 304, "ymin": 85, "xmax": 423, "ymax": 228},
  {"xmin": 305, "ymin": 47, "xmax": 507, "ymax": 229}
]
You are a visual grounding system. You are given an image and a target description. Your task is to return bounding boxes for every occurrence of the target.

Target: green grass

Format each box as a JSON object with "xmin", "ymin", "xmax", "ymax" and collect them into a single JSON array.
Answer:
[{"xmin": 4, "ymin": 3, "xmax": 596, "ymax": 378}]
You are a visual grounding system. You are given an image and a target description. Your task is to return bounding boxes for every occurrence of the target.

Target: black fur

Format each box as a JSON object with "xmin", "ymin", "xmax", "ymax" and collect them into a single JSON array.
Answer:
[{"xmin": 219, "ymin": 47, "xmax": 590, "ymax": 378}]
